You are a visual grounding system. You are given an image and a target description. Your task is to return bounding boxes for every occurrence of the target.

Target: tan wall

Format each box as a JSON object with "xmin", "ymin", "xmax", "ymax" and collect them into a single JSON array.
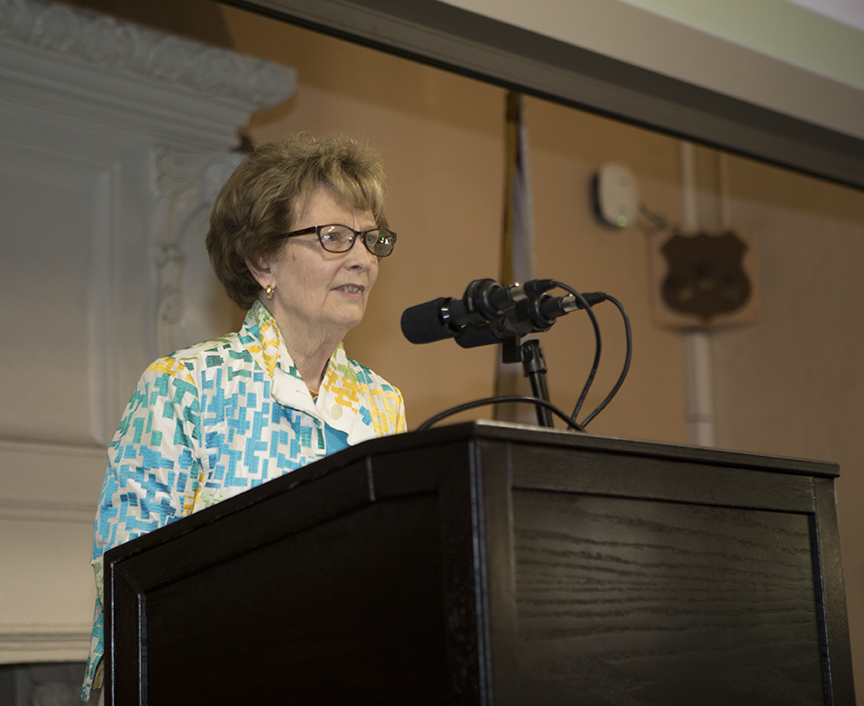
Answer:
[{"xmin": 220, "ymin": 7, "xmax": 689, "ymax": 443}]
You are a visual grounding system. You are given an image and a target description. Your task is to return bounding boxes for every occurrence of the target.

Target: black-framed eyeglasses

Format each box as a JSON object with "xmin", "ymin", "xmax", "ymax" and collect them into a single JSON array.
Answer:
[{"xmin": 282, "ymin": 223, "xmax": 397, "ymax": 257}]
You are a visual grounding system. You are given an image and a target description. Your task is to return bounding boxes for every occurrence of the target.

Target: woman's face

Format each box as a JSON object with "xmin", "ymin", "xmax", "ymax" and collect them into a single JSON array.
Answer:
[{"xmin": 254, "ymin": 185, "xmax": 380, "ymax": 344}]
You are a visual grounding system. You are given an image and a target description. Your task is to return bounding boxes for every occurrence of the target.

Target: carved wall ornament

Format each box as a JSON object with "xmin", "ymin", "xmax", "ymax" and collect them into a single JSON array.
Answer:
[
  {"xmin": 153, "ymin": 147, "xmax": 245, "ymax": 356},
  {"xmin": 0, "ymin": 0, "xmax": 296, "ymax": 110}
]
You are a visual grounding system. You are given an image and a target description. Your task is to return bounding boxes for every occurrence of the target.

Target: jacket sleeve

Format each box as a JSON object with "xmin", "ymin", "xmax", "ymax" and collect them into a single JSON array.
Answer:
[
  {"xmin": 84, "ymin": 356, "xmax": 203, "ymax": 700},
  {"xmin": 92, "ymin": 356, "xmax": 203, "ymax": 570}
]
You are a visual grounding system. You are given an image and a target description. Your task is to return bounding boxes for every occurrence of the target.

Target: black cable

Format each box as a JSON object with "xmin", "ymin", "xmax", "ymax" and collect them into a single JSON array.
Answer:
[
  {"xmin": 578, "ymin": 294, "xmax": 632, "ymax": 427},
  {"xmin": 553, "ymin": 281, "xmax": 602, "ymax": 421},
  {"xmin": 416, "ymin": 395, "xmax": 585, "ymax": 432},
  {"xmin": 412, "ymin": 279, "xmax": 628, "ymax": 433}
]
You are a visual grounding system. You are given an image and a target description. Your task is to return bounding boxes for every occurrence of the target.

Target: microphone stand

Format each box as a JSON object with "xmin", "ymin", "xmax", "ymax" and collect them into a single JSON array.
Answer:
[{"xmin": 501, "ymin": 336, "xmax": 554, "ymax": 428}]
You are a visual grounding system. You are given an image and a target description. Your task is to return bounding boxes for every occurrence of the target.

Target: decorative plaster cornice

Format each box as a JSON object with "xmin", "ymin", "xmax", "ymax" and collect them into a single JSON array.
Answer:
[
  {"xmin": 151, "ymin": 146, "xmax": 244, "ymax": 355},
  {"xmin": 0, "ymin": 499, "xmax": 96, "ymax": 523},
  {"xmin": 0, "ymin": 0, "xmax": 295, "ymax": 110},
  {"xmin": 0, "ymin": 626, "xmax": 90, "ymax": 661},
  {"xmin": 0, "ymin": 0, "xmax": 296, "ymax": 148}
]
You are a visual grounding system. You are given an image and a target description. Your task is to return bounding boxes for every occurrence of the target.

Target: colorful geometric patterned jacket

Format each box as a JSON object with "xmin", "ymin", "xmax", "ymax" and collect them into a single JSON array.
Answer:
[{"xmin": 81, "ymin": 300, "xmax": 406, "ymax": 700}]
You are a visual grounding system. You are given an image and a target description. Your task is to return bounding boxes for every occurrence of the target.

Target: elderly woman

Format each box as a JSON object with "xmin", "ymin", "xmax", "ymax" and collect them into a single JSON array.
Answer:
[{"xmin": 81, "ymin": 133, "xmax": 405, "ymax": 701}]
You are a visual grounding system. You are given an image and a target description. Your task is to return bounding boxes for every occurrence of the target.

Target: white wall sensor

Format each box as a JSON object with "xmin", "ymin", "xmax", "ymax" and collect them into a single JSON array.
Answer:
[{"xmin": 593, "ymin": 163, "xmax": 640, "ymax": 228}]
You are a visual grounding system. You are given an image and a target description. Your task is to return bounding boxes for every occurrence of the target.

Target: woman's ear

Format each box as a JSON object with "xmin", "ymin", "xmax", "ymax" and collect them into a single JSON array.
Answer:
[{"xmin": 246, "ymin": 258, "xmax": 272, "ymax": 289}]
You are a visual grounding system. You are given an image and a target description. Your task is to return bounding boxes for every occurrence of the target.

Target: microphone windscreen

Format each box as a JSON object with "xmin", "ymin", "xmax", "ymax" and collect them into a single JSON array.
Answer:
[
  {"xmin": 401, "ymin": 298, "xmax": 452, "ymax": 344},
  {"xmin": 455, "ymin": 326, "xmax": 501, "ymax": 349}
]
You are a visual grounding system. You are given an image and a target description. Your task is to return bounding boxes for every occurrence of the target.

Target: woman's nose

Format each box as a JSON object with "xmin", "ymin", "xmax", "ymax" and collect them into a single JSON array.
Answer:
[{"xmin": 346, "ymin": 236, "xmax": 376, "ymax": 269}]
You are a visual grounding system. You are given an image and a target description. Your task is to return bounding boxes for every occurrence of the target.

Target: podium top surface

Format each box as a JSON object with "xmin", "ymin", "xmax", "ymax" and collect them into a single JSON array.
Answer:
[{"xmin": 405, "ymin": 420, "xmax": 840, "ymax": 477}]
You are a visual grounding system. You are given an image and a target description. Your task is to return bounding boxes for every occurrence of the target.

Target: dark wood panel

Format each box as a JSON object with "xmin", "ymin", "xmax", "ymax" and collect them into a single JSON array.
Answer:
[
  {"xmin": 104, "ymin": 422, "xmax": 851, "ymax": 705},
  {"xmin": 105, "ymin": 569, "xmax": 144, "ymax": 705},
  {"xmin": 142, "ymin": 497, "xmax": 448, "ymax": 704},
  {"xmin": 476, "ymin": 441, "xmax": 520, "ymax": 706},
  {"xmin": 111, "ymin": 462, "xmax": 372, "ymax": 593},
  {"xmin": 433, "ymin": 422, "xmax": 838, "ymax": 478},
  {"xmin": 510, "ymin": 442, "xmax": 816, "ymax": 513},
  {"xmin": 813, "ymin": 478, "xmax": 857, "ymax": 705},
  {"xmin": 511, "ymin": 490, "xmax": 826, "ymax": 705},
  {"xmin": 371, "ymin": 442, "xmax": 463, "ymax": 499},
  {"xmin": 436, "ymin": 441, "xmax": 489, "ymax": 703}
]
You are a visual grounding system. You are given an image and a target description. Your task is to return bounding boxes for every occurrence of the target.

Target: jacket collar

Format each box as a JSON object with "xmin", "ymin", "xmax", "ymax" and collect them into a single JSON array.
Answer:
[{"xmin": 242, "ymin": 302, "xmax": 373, "ymax": 441}]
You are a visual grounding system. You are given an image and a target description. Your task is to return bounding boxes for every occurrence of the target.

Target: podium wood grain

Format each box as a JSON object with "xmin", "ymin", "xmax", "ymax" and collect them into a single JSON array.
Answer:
[{"xmin": 104, "ymin": 422, "xmax": 854, "ymax": 705}]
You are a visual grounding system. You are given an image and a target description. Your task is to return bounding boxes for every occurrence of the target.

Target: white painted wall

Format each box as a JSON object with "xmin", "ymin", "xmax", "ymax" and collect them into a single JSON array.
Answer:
[{"xmin": 0, "ymin": 0, "xmax": 294, "ymax": 665}]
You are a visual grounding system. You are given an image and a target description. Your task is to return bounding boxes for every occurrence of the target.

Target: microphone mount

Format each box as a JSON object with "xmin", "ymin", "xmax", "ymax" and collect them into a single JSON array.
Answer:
[
  {"xmin": 446, "ymin": 279, "xmax": 592, "ymax": 428},
  {"xmin": 402, "ymin": 278, "xmax": 616, "ymax": 430},
  {"xmin": 438, "ymin": 278, "xmax": 530, "ymax": 337}
]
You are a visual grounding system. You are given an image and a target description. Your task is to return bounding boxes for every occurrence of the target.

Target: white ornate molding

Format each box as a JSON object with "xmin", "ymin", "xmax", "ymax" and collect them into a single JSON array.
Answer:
[
  {"xmin": 0, "ymin": 0, "xmax": 293, "ymax": 105},
  {"xmin": 153, "ymin": 147, "xmax": 245, "ymax": 356},
  {"xmin": 0, "ymin": 0, "xmax": 296, "ymax": 149},
  {"xmin": 0, "ymin": 626, "xmax": 91, "ymax": 663},
  {"xmin": 0, "ymin": 499, "xmax": 96, "ymax": 523},
  {"xmin": 0, "ymin": 440, "xmax": 106, "ymax": 522},
  {"xmin": 0, "ymin": 0, "xmax": 297, "ymax": 670}
]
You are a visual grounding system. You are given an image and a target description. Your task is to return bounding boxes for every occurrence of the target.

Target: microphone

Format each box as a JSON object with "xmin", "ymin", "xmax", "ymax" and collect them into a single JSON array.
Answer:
[
  {"xmin": 401, "ymin": 278, "xmax": 604, "ymax": 348},
  {"xmin": 400, "ymin": 297, "xmax": 453, "ymax": 344},
  {"xmin": 400, "ymin": 279, "xmax": 533, "ymax": 345},
  {"xmin": 478, "ymin": 292, "xmax": 606, "ymax": 344},
  {"xmin": 453, "ymin": 295, "xmax": 588, "ymax": 349}
]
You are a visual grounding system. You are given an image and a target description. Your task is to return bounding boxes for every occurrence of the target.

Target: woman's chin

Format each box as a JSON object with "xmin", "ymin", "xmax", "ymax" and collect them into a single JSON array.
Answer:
[{"xmin": 321, "ymin": 309, "xmax": 366, "ymax": 334}]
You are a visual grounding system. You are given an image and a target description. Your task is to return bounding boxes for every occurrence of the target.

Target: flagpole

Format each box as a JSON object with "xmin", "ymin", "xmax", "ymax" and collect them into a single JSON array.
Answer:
[
  {"xmin": 500, "ymin": 91, "xmax": 520, "ymax": 287},
  {"xmin": 494, "ymin": 92, "xmax": 538, "ymax": 423}
]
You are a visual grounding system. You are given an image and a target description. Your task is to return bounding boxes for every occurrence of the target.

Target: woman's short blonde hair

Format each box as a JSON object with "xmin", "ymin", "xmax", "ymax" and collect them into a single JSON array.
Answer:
[{"xmin": 207, "ymin": 132, "xmax": 388, "ymax": 309}]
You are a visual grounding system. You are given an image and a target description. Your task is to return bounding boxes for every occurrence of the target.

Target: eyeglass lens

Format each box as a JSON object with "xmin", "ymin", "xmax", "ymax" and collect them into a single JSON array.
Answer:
[{"xmin": 319, "ymin": 225, "xmax": 395, "ymax": 256}]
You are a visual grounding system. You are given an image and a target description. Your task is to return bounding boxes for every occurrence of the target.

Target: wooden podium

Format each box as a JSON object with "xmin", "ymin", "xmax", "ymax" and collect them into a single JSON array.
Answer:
[{"xmin": 103, "ymin": 422, "xmax": 855, "ymax": 705}]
